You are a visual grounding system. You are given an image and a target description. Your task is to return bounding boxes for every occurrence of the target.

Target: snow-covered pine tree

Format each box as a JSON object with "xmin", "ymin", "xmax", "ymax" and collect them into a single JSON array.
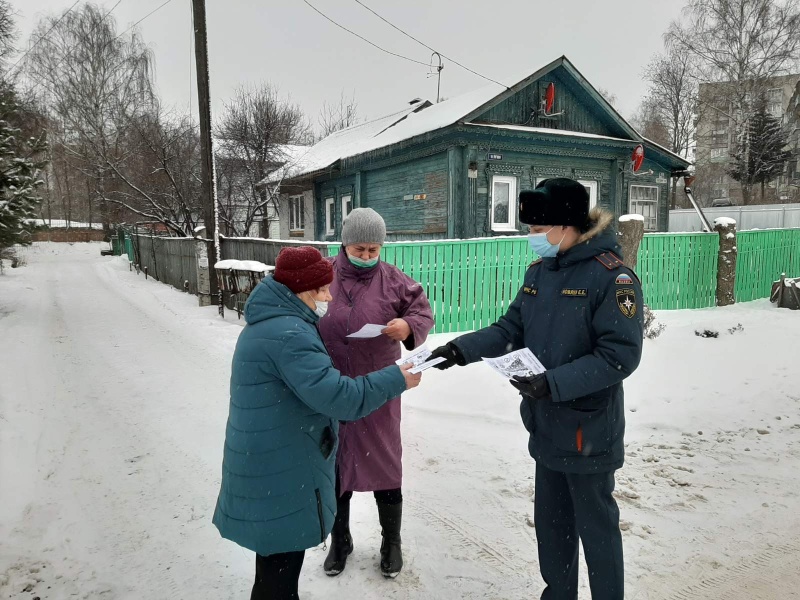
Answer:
[
  {"xmin": 728, "ymin": 96, "xmax": 793, "ymax": 204},
  {"xmin": 0, "ymin": 87, "xmax": 48, "ymax": 257}
]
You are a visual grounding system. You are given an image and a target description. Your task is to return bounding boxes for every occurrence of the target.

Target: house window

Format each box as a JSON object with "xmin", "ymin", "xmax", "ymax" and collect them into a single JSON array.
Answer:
[
  {"xmin": 711, "ymin": 147, "xmax": 727, "ymax": 159},
  {"xmin": 768, "ymin": 88, "xmax": 783, "ymax": 117},
  {"xmin": 289, "ymin": 195, "xmax": 304, "ymax": 232},
  {"xmin": 491, "ymin": 175, "xmax": 518, "ymax": 231},
  {"xmin": 325, "ymin": 197, "xmax": 335, "ymax": 236},
  {"xmin": 341, "ymin": 194, "xmax": 353, "ymax": 222},
  {"xmin": 536, "ymin": 178, "xmax": 597, "ymax": 209},
  {"xmin": 577, "ymin": 180, "xmax": 598, "ymax": 209},
  {"xmin": 629, "ymin": 185, "xmax": 659, "ymax": 232}
]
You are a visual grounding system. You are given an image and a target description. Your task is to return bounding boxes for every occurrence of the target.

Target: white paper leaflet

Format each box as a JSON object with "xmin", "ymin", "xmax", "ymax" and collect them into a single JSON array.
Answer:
[
  {"xmin": 346, "ymin": 324, "xmax": 387, "ymax": 339},
  {"xmin": 481, "ymin": 349, "xmax": 545, "ymax": 379}
]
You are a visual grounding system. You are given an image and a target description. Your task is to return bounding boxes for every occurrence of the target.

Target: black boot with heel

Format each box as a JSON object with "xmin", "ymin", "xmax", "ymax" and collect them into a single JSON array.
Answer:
[{"xmin": 377, "ymin": 500, "xmax": 403, "ymax": 578}]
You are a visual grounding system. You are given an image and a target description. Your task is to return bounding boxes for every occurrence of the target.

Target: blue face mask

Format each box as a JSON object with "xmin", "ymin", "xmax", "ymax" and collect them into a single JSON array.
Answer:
[
  {"xmin": 347, "ymin": 254, "xmax": 379, "ymax": 269},
  {"xmin": 527, "ymin": 228, "xmax": 564, "ymax": 258}
]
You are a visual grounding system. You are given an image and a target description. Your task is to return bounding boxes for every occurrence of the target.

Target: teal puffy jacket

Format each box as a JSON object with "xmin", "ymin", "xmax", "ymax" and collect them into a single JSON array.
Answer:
[{"xmin": 212, "ymin": 276, "xmax": 407, "ymax": 556}]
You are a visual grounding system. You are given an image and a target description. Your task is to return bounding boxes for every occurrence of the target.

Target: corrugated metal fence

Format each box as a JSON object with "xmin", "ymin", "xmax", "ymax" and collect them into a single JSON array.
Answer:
[{"xmin": 669, "ymin": 204, "xmax": 800, "ymax": 232}]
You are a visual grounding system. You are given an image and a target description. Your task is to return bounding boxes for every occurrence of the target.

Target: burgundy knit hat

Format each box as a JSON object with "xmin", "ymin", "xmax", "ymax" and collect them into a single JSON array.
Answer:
[{"xmin": 272, "ymin": 246, "xmax": 333, "ymax": 294}]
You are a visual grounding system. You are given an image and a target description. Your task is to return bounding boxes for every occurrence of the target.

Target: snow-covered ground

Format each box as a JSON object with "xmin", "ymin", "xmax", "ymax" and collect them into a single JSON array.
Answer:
[{"xmin": 1, "ymin": 243, "xmax": 799, "ymax": 600}]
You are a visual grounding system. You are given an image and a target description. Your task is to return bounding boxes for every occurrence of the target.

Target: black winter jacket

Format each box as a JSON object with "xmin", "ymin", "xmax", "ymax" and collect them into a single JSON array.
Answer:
[{"xmin": 453, "ymin": 209, "xmax": 644, "ymax": 474}]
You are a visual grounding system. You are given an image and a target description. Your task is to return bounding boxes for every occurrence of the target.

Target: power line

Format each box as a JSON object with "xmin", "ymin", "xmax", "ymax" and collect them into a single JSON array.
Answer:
[
  {"xmin": 113, "ymin": 0, "xmax": 176, "ymax": 42},
  {"xmin": 352, "ymin": 0, "xmax": 509, "ymax": 90},
  {"xmin": 300, "ymin": 0, "xmax": 430, "ymax": 68},
  {"xmin": 5, "ymin": 0, "xmax": 82, "ymax": 77}
]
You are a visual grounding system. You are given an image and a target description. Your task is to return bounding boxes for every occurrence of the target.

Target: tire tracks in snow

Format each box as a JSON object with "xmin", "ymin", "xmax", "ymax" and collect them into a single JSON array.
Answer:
[{"xmin": 661, "ymin": 541, "xmax": 800, "ymax": 599}]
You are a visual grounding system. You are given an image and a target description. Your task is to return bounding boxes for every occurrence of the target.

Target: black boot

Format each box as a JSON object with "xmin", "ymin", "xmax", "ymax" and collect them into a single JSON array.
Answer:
[
  {"xmin": 323, "ymin": 493, "xmax": 353, "ymax": 576},
  {"xmin": 377, "ymin": 501, "xmax": 403, "ymax": 578}
]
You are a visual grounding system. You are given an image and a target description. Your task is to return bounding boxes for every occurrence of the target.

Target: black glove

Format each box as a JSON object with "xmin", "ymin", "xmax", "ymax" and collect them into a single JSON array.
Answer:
[
  {"xmin": 509, "ymin": 373, "xmax": 550, "ymax": 400},
  {"xmin": 430, "ymin": 343, "xmax": 466, "ymax": 370}
]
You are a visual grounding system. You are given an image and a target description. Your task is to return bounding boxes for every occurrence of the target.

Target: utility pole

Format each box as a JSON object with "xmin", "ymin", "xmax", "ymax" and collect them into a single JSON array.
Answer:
[{"xmin": 192, "ymin": 0, "xmax": 222, "ymax": 314}]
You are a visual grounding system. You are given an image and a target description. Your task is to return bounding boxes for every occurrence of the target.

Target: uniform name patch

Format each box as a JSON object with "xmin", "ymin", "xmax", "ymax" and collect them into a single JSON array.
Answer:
[
  {"xmin": 616, "ymin": 288, "xmax": 637, "ymax": 318},
  {"xmin": 523, "ymin": 287, "xmax": 538, "ymax": 296},
  {"xmin": 615, "ymin": 273, "xmax": 633, "ymax": 285},
  {"xmin": 561, "ymin": 288, "xmax": 588, "ymax": 297}
]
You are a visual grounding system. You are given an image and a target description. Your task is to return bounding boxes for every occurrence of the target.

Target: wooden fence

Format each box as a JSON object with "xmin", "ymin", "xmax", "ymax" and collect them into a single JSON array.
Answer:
[
  {"xmin": 114, "ymin": 228, "xmax": 800, "ymax": 333},
  {"xmin": 125, "ymin": 232, "xmax": 201, "ymax": 295},
  {"xmin": 735, "ymin": 229, "xmax": 800, "ymax": 302}
]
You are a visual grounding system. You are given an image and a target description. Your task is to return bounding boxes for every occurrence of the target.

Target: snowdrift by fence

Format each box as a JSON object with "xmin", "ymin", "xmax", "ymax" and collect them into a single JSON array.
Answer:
[{"xmin": 114, "ymin": 228, "xmax": 800, "ymax": 333}]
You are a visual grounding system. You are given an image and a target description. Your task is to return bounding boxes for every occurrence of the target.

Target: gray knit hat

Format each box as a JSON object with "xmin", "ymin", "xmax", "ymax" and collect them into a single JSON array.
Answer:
[{"xmin": 341, "ymin": 207, "xmax": 386, "ymax": 246}]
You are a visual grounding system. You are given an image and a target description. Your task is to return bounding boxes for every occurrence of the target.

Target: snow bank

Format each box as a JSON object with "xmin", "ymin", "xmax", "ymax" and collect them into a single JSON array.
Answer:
[
  {"xmin": 214, "ymin": 259, "xmax": 272, "ymax": 272},
  {"xmin": 4, "ymin": 244, "xmax": 800, "ymax": 600},
  {"xmin": 619, "ymin": 214, "xmax": 645, "ymax": 223}
]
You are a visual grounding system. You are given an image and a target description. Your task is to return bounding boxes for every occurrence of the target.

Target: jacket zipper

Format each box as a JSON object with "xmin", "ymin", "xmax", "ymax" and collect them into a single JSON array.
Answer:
[{"xmin": 315, "ymin": 489, "xmax": 327, "ymax": 550}]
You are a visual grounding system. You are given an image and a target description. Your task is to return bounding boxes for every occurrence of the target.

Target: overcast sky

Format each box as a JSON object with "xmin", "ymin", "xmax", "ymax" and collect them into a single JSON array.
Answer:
[{"xmin": 12, "ymin": 0, "xmax": 688, "ymax": 132}]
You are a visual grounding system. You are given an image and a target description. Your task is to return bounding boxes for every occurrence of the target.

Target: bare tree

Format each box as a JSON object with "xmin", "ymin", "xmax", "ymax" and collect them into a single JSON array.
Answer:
[
  {"xmin": 24, "ymin": 3, "xmax": 156, "ymax": 230},
  {"xmin": 631, "ymin": 97, "xmax": 672, "ymax": 148},
  {"xmin": 215, "ymin": 84, "xmax": 311, "ymax": 237},
  {"xmin": 666, "ymin": 0, "xmax": 800, "ymax": 203},
  {"xmin": 101, "ymin": 105, "xmax": 203, "ymax": 235},
  {"xmin": 597, "ymin": 87, "xmax": 618, "ymax": 107},
  {"xmin": 643, "ymin": 51, "xmax": 698, "ymax": 158},
  {"xmin": 318, "ymin": 91, "xmax": 359, "ymax": 138},
  {"xmin": 0, "ymin": 0, "xmax": 15, "ymax": 66},
  {"xmin": 639, "ymin": 51, "xmax": 699, "ymax": 208}
]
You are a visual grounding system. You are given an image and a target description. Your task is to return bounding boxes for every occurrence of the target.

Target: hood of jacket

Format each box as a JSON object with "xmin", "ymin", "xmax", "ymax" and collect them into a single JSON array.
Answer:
[
  {"xmin": 244, "ymin": 275, "xmax": 319, "ymax": 326},
  {"xmin": 543, "ymin": 207, "xmax": 621, "ymax": 269}
]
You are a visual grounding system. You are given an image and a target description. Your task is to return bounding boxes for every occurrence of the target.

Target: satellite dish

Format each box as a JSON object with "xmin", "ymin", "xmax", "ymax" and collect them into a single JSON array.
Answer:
[{"xmin": 632, "ymin": 144, "xmax": 645, "ymax": 172}]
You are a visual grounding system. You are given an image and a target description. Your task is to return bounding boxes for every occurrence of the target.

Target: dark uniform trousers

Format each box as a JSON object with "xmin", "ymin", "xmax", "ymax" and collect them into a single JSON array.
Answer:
[{"xmin": 535, "ymin": 463, "xmax": 623, "ymax": 600}]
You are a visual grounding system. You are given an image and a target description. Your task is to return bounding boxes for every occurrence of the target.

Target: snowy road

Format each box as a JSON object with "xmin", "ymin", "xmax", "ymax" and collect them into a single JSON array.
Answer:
[{"xmin": 2, "ymin": 244, "xmax": 800, "ymax": 600}]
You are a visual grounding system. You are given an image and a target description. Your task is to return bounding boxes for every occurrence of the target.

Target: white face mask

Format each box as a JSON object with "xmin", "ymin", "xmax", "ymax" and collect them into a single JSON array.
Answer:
[{"xmin": 313, "ymin": 301, "xmax": 329, "ymax": 319}]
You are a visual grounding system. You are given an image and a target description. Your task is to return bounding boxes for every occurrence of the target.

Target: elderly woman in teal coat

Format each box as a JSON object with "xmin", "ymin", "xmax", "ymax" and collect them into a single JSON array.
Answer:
[{"xmin": 212, "ymin": 246, "xmax": 421, "ymax": 600}]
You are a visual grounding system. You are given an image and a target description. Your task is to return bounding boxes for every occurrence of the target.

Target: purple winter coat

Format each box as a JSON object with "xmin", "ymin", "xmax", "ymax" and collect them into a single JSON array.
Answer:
[{"xmin": 318, "ymin": 249, "xmax": 434, "ymax": 493}]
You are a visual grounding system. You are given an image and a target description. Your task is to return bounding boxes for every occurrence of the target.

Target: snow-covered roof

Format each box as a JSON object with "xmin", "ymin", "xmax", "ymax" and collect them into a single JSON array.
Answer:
[
  {"xmin": 284, "ymin": 55, "xmax": 690, "ymax": 180},
  {"xmin": 465, "ymin": 122, "xmax": 634, "ymax": 144},
  {"xmin": 643, "ymin": 137, "xmax": 691, "ymax": 168},
  {"xmin": 282, "ymin": 102, "xmax": 439, "ymax": 179}
]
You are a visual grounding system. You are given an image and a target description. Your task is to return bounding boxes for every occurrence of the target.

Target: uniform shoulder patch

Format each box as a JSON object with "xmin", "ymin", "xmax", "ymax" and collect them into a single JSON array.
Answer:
[
  {"xmin": 595, "ymin": 252, "xmax": 625, "ymax": 270},
  {"xmin": 616, "ymin": 288, "xmax": 637, "ymax": 319},
  {"xmin": 615, "ymin": 273, "xmax": 633, "ymax": 285}
]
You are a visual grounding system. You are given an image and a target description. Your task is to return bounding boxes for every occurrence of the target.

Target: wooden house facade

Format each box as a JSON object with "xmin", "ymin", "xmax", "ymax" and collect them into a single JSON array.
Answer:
[{"xmin": 279, "ymin": 56, "xmax": 690, "ymax": 242}]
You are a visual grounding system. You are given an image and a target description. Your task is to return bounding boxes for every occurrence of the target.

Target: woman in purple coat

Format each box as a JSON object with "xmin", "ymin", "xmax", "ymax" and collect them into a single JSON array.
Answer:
[{"xmin": 318, "ymin": 208, "xmax": 434, "ymax": 579}]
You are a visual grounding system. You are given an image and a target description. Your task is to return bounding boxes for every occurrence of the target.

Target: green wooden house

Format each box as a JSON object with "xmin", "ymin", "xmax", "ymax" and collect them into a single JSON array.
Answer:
[{"xmin": 278, "ymin": 56, "xmax": 690, "ymax": 242}]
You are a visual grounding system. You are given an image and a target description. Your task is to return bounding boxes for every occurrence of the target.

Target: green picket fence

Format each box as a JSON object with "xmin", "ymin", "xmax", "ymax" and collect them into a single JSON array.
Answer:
[
  {"xmin": 735, "ymin": 229, "xmax": 800, "ymax": 302},
  {"xmin": 329, "ymin": 238, "xmax": 534, "ymax": 334},
  {"xmin": 112, "ymin": 225, "xmax": 797, "ymax": 333},
  {"xmin": 635, "ymin": 233, "xmax": 719, "ymax": 310},
  {"xmin": 329, "ymin": 229, "xmax": 795, "ymax": 330}
]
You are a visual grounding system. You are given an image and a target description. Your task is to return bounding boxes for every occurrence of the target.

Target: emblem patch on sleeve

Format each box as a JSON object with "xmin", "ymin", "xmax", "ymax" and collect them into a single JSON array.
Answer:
[
  {"xmin": 616, "ymin": 288, "xmax": 637, "ymax": 318},
  {"xmin": 615, "ymin": 273, "xmax": 633, "ymax": 285}
]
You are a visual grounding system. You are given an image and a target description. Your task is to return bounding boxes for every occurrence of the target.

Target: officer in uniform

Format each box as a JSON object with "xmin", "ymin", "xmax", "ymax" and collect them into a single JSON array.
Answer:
[{"xmin": 430, "ymin": 178, "xmax": 644, "ymax": 600}]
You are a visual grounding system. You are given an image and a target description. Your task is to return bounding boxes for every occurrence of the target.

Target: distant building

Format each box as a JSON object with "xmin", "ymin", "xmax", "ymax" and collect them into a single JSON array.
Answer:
[
  {"xmin": 695, "ymin": 74, "xmax": 800, "ymax": 206},
  {"xmin": 276, "ymin": 56, "xmax": 689, "ymax": 240},
  {"xmin": 217, "ymin": 144, "xmax": 309, "ymax": 238}
]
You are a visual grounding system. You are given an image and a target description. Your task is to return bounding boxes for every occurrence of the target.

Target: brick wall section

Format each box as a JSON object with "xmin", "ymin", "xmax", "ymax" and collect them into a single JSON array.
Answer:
[{"xmin": 32, "ymin": 229, "xmax": 107, "ymax": 243}]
